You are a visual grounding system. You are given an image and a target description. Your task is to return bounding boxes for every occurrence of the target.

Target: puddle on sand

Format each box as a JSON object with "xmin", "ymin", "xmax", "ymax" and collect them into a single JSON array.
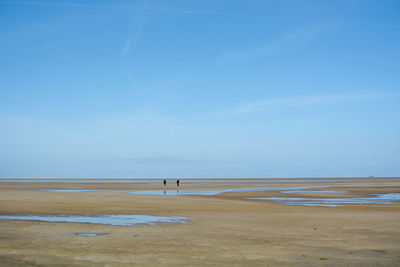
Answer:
[
  {"xmin": 129, "ymin": 187, "xmax": 338, "ymax": 196},
  {"xmin": 74, "ymin": 233, "xmax": 108, "ymax": 237},
  {"xmin": 130, "ymin": 189, "xmax": 227, "ymax": 196},
  {"xmin": 248, "ymin": 193, "xmax": 400, "ymax": 207},
  {"xmin": 42, "ymin": 187, "xmax": 345, "ymax": 195},
  {"xmin": 41, "ymin": 189, "xmax": 99, "ymax": 192},
  {"xmin": 0, "ymin": 215, "xmax": 191, "ymax": 225},
  {"xmin": 282, "ymin": 190, "xmax": 347, "ymax": 194}
]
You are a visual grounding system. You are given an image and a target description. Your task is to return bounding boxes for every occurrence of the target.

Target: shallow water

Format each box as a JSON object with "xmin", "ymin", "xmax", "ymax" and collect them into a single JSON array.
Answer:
[
  {"xmin": 74, "ymin": 233, "xmax": 107, "ymax": 237},
  {"xmin": 41, "ymin": 187, "xmax": 346, "ymax": 195},
  {"xmin": 42, "ymin": 189, "xmax": 99, "ymax": 192},
  {"xmin": 282, "ymin": 190, "xmax": 347, "ymax": 194},
  {"xmin": 130, "ymin": 190, "xmax": 226, "ymax": 196},
  {"xmin": 129, "ymin": 187, "xmax": 325, "ymax": 196},
  {"xmin": 248, "ymin": 193, "xmax": 400, "ymax": 207},
  {"xmin": 0, "ymin": 215, "xmax": 191, "ymax": 225}
]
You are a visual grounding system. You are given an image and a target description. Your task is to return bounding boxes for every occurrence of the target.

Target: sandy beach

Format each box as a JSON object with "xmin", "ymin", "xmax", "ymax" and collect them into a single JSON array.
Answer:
[{"xmin": 1, "ymin": 178, "xmax": 400, "ymax": 266}]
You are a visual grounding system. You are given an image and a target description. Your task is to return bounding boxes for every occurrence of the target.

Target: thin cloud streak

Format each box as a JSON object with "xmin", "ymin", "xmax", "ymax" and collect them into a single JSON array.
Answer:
[
  {"xmin": 221, "ymin": 23, "xmax": 338, "ymax": 60},
  {"xmin": 221, "ymin": 91, "xmax": 399, "ymax": 115},
  {"xmin": 0, "ymin": 0, "xmax": 269, "ymax": 18},
  {"xmin": 111, "ymin": 156, "xmax": 201, "ymax": 164},
  {"xmin": 121, "ymin": 9, "xmax": 150, "ymax": 56}
]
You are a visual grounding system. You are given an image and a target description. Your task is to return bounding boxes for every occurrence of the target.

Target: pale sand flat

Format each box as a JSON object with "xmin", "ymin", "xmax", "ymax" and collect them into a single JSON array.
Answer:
[{"xmin": 0, "ymin": 178, "xmax": 399, "ymax": 266}]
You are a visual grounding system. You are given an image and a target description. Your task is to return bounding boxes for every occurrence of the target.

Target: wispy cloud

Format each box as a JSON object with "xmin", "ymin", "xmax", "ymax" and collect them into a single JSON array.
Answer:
[
  {"xmin": 0, "ymin": 0, "xmax": 266, "ymax": 18},
  {"xmin": 121, "ymin": 7, "xmax": 151, "ymax": 56},
  {"xmin": 0, "ymin": 0, "xmax": 115, "ymax": 9},
  {"xmin": 220, "ymin": 91, "xmax": 399, "ymax": 115},
  {"xmin": 111, "ymin": 156, "xmax": 200, "ymax": 164},
  {"xmin": 342, "ymin": 0, "xmax": 364, "ymax": 6},
  {"xmin": 368, "ymin": 23, "xmax": 400, "ymax": 30},
  {"xmin": 221, "ymin": 23, "xmax": 338, "ymax": 60}
]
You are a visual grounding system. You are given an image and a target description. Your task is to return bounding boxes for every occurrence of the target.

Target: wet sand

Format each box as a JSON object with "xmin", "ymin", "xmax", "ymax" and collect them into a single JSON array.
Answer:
[{"xmin": 1, "ymin": 178, "xmax": 400, "ymax": 266}]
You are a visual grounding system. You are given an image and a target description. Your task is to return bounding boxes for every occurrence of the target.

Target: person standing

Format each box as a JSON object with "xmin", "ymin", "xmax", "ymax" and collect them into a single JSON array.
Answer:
[
  {"xmin": 176, "ymin": 179, "xmax": 180, "ymax": 187},
  {"xmin": 163, "ymin": 179, "xmax": 167, "ymax": 186}
]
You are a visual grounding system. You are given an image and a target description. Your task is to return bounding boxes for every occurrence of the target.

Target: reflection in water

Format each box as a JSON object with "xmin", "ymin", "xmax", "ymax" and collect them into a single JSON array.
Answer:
[
  {"xmin": 129, "ymin": 187, "xmax": 329, "ymax": 196},
  {"xmin": 75, "ymin": 233, "xmax": 108, "ymax": 237},
  {"xmin": 282, "ymin": 190, "xmax": 347, "ymax": 194},
  {"xmin": 130, "ymin": 189, "xmax": 227, "ymax": 196},
  {"xmin": 248, "ymin": 193, "xmax": 400, "ymax": 207},
  {"xmin": 41, "ymin": 189, "xmax": 98, "ymax": 192},
  {"xmin": 0, "ymin": 215, "xmax": 191, "ymax": 226}
]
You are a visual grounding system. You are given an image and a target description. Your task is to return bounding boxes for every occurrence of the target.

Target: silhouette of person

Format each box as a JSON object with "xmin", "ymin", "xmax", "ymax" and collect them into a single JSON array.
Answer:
[
  {"xmin": 176, "ymin": 179, "xmax": 180, "ymax": 187},
  {"xmin": 163, "ymin": 179, "xmax": 167, "ymax": 186}
]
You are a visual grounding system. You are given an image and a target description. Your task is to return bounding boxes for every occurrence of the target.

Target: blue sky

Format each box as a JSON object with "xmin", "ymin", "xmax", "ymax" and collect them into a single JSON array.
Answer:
[{"xmin": 0, "ymin": 0, "xmax": 399, "ymax": 178}]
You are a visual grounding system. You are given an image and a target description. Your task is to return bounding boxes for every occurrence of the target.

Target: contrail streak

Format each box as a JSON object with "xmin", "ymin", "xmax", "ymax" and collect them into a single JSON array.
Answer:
[{"xmin": 0, "ymin": 0, "xmax": 269, "ymax": 18}]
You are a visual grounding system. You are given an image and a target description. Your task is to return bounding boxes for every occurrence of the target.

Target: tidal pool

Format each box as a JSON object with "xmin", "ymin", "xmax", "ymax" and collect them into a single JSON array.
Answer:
[
  {"xmin": 129, "ymin": 187, "xmax": 329, "ymax": 196},
  {"xmin": 248, "ymin": 193, "xmax": 400, "ymax": 207},
  {"xmin": 282, "ymin": 190, "xmax": 347, "ymax": 194},
  {"xmin": 41, "ymin": 189, "xmax": 99, "ymax": 192},
  {"xmin": 0, "ymin": 215, "xmax": 191, "ymax": 225},
  {"xmin": 74, "ymin": 233, "xmax": 108, "ymax": 237},
  {"xmin": 130, "ymin": 189, "xmax": 227, "ymax": 196}
]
